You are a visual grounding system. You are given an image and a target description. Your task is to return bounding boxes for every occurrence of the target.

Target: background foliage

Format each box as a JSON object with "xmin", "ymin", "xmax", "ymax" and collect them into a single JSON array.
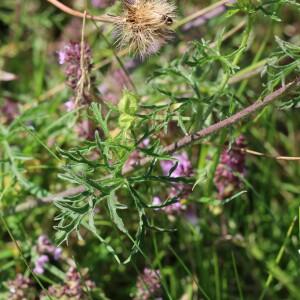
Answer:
[{"xmin": 0, "ymin": 0, "xmax": 300, "ymax": 299}]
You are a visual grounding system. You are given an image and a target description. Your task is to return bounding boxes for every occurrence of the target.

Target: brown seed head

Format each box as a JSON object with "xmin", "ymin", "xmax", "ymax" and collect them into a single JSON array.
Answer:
[{"xmin": 115, "ymin": 0, "xmax": 176, "ymax": 57}]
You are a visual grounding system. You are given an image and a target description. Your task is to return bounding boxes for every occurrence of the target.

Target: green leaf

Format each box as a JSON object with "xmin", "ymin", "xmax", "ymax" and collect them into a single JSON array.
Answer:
[{"xmin": 107, "ymin": 192, "xmax": 128, "ymax": 234}]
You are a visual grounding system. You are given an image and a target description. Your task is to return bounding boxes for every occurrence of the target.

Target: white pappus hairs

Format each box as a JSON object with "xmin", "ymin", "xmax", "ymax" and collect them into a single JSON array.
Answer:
[{"xmin": 114, "ymin": 0, "xmax": 176, "ymax": 58}]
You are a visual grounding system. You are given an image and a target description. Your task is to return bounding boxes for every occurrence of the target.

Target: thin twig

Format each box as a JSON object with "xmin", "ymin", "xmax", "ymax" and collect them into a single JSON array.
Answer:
[
  {"xmin": 46, "ymin": 0, "xmax": 120, "ymax": 23},
  {"xmin": 242, "ymin": 149, "xmax": 300, "ymax": 161},
  {"xmin": 190, "ymin": 140, "xmax": 300, "ymax": 161},
  {"xmin": 4, "ymin": 78, "xmax": 300, "ymax": 216}
]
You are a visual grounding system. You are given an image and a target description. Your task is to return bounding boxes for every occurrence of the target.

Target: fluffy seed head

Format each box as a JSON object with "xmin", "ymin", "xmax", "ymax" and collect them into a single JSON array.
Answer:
[{"xmin": 115, "ymin": 0, "xmax": 176, "ymax": 57}]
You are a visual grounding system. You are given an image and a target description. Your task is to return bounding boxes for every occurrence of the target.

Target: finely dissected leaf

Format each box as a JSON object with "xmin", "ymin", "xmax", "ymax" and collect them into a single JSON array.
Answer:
[
  {"xmin": 95, "ymin": 130, "xmax": 111, "ymax": 168},
  {"xmin": 107, "ymin": 192, "xmax": 128, "ymax": 234},
  {"xmin": 55, "ymin": 201, "xmax": 90, "ymax": 214},
  {"xmin": 124, "ymin": 185, "xmax": 146, "ymax": 264}
]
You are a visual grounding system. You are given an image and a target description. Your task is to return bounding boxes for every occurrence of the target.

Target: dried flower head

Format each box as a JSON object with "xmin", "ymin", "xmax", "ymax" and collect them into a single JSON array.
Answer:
[{"xmin": 115, "ymin": 0, "xmax": 176, "ymax": 57}]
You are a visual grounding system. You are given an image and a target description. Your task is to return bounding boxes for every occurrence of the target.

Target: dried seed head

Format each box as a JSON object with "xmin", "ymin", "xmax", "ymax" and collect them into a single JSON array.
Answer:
[{"xmin": 115, "ymin": 0, "xmax": 176, "ymax": 57}]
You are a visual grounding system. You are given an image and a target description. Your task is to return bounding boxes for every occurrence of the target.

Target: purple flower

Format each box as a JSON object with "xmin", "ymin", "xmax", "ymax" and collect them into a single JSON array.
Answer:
[
  {"xmin": 40, "ymin": 267, "xmax": 95, "ymax": 300},
  {"xmin": 160, "ymin": 152, "xmax": 193, "ymax": 178},
  {"xmin": 98, "ymin": 83, "xmax": 119, "ymax": 103},
  {"xmin": 155, "ymin": 152, "xmax": 193, "ymax": 215},
  {"xmin": 64, "ymin": 267, "xmax": 95, "ymax": 299},
  {"xmin": 134, "ymin": 268, "xmax": 161, "ymax": 300},
  {"xmin": 34, "ymin": 255, "xmax": 49, "ymax": 274},
  {"xmin": 57, "ymin": 42, "xmax": 92, "ymax": 103},
  {"xmin": 6, "ymin": 274, "xmax": 36, "ymax": 300},
  {"xmin": 58, "ymin": 49, "xmax": 67, "ymax": 65},
  {"xmin": 214, "ymin": 135, "xmax": 247, "ymax": 199},
  {"xmin": 36, "ymin": 235, "xmax": 62, "ymax": 260},
  {"xmin": 53, "ymin": 248, "xmax": 63, "ymax": 260}
]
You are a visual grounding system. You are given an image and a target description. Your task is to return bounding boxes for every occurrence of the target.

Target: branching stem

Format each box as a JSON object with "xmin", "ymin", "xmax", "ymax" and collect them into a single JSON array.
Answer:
[{"xmin": 4, "ymin": 78, "xmax": 300, "ymax": 215}]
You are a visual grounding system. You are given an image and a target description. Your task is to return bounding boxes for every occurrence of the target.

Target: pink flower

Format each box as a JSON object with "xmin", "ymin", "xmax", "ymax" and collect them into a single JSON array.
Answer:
[{"xmin": 64, "ymin": 99, "xmax": 76, "ymax": 112}]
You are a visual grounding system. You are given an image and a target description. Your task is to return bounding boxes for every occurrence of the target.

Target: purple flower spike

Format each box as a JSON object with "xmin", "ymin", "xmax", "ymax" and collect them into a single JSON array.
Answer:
[
  {"xmin": 57, "ymin": 42, "xmax": 92, "ymax": 94},
  {"xmin": 134, "ymin": 268, "xmax": 161, "ymax": 300},
  {"xmin": 214, "ymin": 135, "xmax": 247, "ymax": 199},
  {"xmin": 64, "ymin": 267, "xmax": 96, "ymax": 299},
  {"xmin": 34, "ymin": 255, "xmax": 49, "ymax": 274},
  {"xmin": 40, "ymin": 267, "xmax": 96, "ymax": 299},
  {"xmin": 7, "ymin": 274, "xmax": 35, "ymax": 300}
]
